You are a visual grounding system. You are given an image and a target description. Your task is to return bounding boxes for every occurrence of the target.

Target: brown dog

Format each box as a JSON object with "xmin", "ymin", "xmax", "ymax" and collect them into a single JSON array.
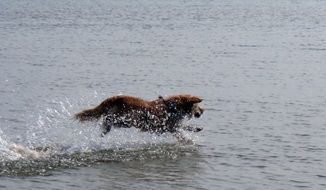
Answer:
[{"xmin": 74, "ymin": 94, "xmax": 204, "ymax": 139}]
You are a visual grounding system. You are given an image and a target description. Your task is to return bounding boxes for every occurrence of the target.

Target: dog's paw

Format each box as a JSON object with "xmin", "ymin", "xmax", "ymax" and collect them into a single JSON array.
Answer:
[
  {"xmin": 194, "ymin": 127, "xmax": 203, "ymax": 132},
  {"xmin": 183, "ymin": 125, "xmax": 203, "ymax": 132},
  {"xmin": 179, "ymin": 138, "xmax": 195, "ymax": 145},
  {"xmin": 173, "ymin": 131, "xmax": 194, "ymax": 145}
]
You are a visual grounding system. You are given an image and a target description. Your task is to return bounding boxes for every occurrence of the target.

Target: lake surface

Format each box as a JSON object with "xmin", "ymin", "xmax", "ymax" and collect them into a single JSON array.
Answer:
[{"xmin": 1, "ymin": 0, "xmax": 326, "ymax": 189}]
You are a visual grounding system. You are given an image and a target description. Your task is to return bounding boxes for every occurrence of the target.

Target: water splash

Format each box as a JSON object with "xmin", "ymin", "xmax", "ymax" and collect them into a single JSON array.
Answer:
[{"xmin": 0, "ymin": 95, "xmax": 200, "ymax": 176}]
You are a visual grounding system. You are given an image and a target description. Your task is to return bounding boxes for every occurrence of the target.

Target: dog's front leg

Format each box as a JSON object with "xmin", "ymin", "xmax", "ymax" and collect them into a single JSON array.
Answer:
[
  {"xmin": 183, "ymin": 125, "xmax": 203, "ymax": 132},
  {"xmin": 172, "ymin": 131, "xmax": 193, "ymax": 144}
]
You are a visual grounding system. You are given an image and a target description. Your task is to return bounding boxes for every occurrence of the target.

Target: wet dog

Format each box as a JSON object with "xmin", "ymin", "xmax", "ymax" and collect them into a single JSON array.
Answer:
[{"xmin": 74, "ymin": 94, "xmax": 204, "ymax": 140}]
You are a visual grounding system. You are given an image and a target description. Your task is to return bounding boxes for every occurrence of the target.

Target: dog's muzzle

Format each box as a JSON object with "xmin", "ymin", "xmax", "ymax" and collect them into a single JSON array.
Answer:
[
  {"xmin": 193, "ymin": 108, "xmax": 204, "ymax": 118},
  {"xmin": 194, "ymin": 112, "xmax": 201, "ymax": 118},
  {"xmin": 191, "ymin": 104, "xmax": 204, "ymax": 118}
]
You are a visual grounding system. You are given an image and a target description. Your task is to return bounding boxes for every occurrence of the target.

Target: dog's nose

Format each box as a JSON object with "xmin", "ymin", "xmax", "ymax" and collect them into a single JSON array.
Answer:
[{"xmin": 194, "ymin": 112, "xmax": 201, "ymax": 118}]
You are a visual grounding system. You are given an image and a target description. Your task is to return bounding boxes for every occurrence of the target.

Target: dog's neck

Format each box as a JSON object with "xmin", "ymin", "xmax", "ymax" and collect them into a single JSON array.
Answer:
[{"xmin": 151, "ymin": 96, "xmax": 191, "ymax": 126}]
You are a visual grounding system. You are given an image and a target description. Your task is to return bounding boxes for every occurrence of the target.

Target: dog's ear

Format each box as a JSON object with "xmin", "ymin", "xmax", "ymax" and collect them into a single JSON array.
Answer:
[
  {"xmin": 157, "ymin": 95, "xmax": 166, "ymax": 104},
  {"xmin": 188, "ymin": 96, "xmax": 203, "ymax": 104}
]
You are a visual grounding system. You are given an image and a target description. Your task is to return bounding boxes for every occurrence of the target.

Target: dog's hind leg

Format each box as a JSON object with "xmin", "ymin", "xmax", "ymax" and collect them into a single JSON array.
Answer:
[
  {"xmin": 101, "ymin": 126, "xmax": 111, "ymax": 137},
  {"xmin": 101, "ymin": 116, "xmax": 112, "ymax": 137}
]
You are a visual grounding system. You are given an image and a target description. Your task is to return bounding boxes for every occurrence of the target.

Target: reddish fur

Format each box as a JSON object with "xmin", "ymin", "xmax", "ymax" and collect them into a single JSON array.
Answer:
[{"xmin": 75, "ymin": 95, "xmax": 202, "ymax": 121}]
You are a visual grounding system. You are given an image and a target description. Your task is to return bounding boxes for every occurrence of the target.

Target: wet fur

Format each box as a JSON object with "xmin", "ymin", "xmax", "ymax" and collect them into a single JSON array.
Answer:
[{"xmin": 74, "ymin": 95, "xmax": 204, "ymax": 138}]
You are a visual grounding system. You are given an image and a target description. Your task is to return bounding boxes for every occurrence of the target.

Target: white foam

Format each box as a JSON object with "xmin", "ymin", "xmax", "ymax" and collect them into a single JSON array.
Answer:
[{"xmin": 0, "ymin": 130, "xmax": 42, "ymax": 161}]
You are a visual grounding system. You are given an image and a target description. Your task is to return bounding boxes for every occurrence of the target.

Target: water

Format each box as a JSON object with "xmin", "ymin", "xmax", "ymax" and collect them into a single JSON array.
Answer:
[{"xmin": 1, "ymin": 0, "xmax": 326, "ymax": 189}]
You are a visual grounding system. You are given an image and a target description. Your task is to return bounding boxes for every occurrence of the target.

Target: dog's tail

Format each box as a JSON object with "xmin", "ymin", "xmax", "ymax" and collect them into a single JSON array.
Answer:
[
  {"xmin": 74, "ymin": 97, "xmax": 116, "ymax": 122},
  {"xmin": 74, "ymin": 107, "xmax": 103, "ymax": 122}
]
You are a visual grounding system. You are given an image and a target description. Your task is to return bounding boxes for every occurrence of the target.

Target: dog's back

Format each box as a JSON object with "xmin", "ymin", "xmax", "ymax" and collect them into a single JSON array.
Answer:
[{"xmin": 75, "ymin": 96, "xmax": 149, "ymax": 121}]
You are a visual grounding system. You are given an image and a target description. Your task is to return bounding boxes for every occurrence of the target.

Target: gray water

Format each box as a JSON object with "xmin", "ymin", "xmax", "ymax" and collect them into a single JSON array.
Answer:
[{"xmin": 1, "ymin": 0, "xmax": 326, "ymax": 189}]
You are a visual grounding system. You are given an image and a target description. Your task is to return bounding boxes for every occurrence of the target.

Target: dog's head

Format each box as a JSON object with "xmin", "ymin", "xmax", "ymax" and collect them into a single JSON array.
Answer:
[{"xmin": 161, "ymin": 95, "xmax": 204, "ymax": 119}]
